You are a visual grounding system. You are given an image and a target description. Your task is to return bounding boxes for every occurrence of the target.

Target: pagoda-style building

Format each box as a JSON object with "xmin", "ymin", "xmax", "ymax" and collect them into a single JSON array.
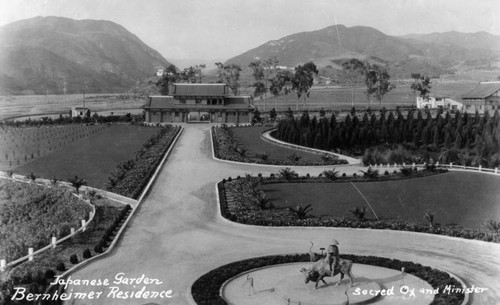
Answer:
[{"xmin": 143, "ymin": 83, "xmax": 254, "ymax": 123}]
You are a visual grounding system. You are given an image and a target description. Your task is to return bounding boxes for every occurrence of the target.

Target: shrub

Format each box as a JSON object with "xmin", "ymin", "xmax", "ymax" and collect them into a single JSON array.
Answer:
[
  {"xmin": 56, "ymin": 262, "xmax": 66, "ymax": 272},
  {"xmin": 94, "ymin": 244, "xmax": 104, "ymax": 254},
  {"xmin": 83, "ymin": 249, "xmax": 92, "ymax": 259},
  {"xmin": 70, "ymin": 254, "xmax": 79, "ymax": 264},
  {"xmin": 384, "ymin": 170, "xmax": 389, "ymax": 176},
  {"xmin": 322, "ymin": 169, "xmax": 339, "ymax": 181},
  {"xmin": 45, "ymin": 269, "xmax": 56, "ymax": 280},
  {"xmin": 342, "ymin": 173, "xmax": 346, "ymax": 177}
]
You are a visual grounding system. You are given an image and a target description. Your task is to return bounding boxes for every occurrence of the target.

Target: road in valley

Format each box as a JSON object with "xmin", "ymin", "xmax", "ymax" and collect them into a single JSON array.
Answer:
[{"xmin": 65, "ymin": 124, "xmax": 500, "ymax": 305}]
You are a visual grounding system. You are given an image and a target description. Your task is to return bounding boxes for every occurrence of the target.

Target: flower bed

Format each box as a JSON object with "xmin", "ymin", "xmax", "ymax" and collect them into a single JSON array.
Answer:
[
  {"xmin": 106, "ymin": 125, "xmax": 180, "ymax": 199},
  {"xmin": 212, "ymin": 125, "xmax": 347, "ymax": 165},
  {"xmin": 191, "ymin": 253, "xmax": 464, "ymax": 305},
  {"xmin": 218, "ymin": 172, "xmax": 500, "ymax": 243}
]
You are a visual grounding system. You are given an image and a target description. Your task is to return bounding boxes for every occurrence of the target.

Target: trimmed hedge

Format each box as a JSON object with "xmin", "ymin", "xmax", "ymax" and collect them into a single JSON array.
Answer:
[{"xmin": 191, "ymin": 253, "xmax": 464, "ymax": 305}]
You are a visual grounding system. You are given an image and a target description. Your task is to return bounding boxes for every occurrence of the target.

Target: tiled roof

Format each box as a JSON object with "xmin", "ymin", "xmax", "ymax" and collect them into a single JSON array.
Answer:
[
  {"xmin": 143, "ymin": 96, "xmax": 254, "ymax": 110},
  {"xmin": 462, "ymin": 82, "xmax": 500, "ymax": 99},
  {"xmin": 172, "ymin": 83, "xmax": 228, "ymax": 97},
  {"xmin": 143, "ymin": 96, "xmax": 174, "ymax": 108}
]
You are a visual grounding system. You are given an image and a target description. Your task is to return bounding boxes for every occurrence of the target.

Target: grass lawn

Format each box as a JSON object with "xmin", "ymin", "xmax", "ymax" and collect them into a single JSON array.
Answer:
[
  {"xmin": 262, "ymin": 171, "xmax": 500, "ymax": 229},
  {"xmin": 15, "ymin": 124, "xmax": 159, "ymax": 188},
  {"xmin": 231, "ymin": 126, "xmax": 326, "ymax": 163}
]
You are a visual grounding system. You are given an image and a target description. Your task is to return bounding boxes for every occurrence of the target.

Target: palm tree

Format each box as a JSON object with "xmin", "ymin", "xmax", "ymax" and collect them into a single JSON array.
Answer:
[
  {"xmin": 67, "ymin": 175, "xmax": 87, "ymax": 194},
  {"xmin": 27, "ymin": 172, "xmax": 37, "ymax": 182},
  {"xmin": 360, "ymin": 168, "xmax": 379, "ymax": 179},
  {"xmin": 50, "ymin": 176, "xmax": 59, "ymax": 186},
  {"xmin": 349, "ymin": 206, "xmax": 367, "ymax": 220},
  {"xmin": 322, "ymin": 169, "xmax": 339, "ymax": 181},
  {"xmin": 289, "ymin": 203, "xmax": 313, "ymax": 219},
  {"xmin": 278, "ymin": 168, "xmax": 299, "ymax": 181}
]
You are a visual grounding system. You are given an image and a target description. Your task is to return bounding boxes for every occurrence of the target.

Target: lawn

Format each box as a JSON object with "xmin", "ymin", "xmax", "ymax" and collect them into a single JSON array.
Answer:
[
  {"xmin": 262, "ymin": 171, "xmax": 500, "ymax": 229},
  {"xmin": 15, "ymin": 124, "xmax": 160, "ymax": 188},
  {"xmin": 231, "ymin": 126, "xmax": 326, "ymax": 163}
]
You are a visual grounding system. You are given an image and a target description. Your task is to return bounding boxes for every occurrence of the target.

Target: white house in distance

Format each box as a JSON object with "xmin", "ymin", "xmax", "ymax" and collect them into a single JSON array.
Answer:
[
  {"xmin": 461, "ymin": 81, "xmax": 500, "ymax": 113},
  {"xmin": 71, "ymin": 107, "xmax": 90, "ymax": 117},
  {"xmin": 416, "ymin": 96, "xmax": 463, "ymax": 110}
]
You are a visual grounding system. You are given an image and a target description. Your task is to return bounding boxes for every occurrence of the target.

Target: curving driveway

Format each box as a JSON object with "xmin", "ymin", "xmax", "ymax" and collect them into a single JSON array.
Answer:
[{"xmin": 66, "ymin": 124, "xmax": 500, "ymax": 305}]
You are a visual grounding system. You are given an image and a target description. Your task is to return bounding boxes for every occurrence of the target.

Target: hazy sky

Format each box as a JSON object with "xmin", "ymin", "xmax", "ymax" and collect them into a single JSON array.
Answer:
[{"xmin": 1, "ymin": 0, "xmax": 499, "ymax": 62}]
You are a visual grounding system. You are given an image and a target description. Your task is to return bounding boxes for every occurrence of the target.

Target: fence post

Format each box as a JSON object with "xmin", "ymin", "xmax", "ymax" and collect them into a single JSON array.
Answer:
[
  {"xmin": 450, "ymin": 162, "xmax": 453, "ymax": 168},
  {"xmin": 51, "ymin": 236, "xmax": 57, "ymax": 249},
  {"xmin": 436, "ymin": 162, "xmax": 439, "ymax": 166},
  {"xmin": 495, "ymin": 168, "xmax": 498, "ymax": 174},
  {"xmin": 403, "ymin": 163, "xmax": 406, "ymax": 167},
  {"xmin": 479, "ymin": 165, "xmax": 482, "ymax": 172},
  {"xmin": 1, "ymin": 259, "xmax": 6, "ymax": 272},
  {"xmin": 28, "ymin": 248, "xmax": 34, "ymax": 261},
  {"xmin": 412, "ymin": 162, "xmax": 416, "ymax": 168},
  {"xmin": 81, "ymin": 219, "xmax": 87, "ymax": 232},
  {"xmin": 71, "ymin": 228, "xmax": 75, "ymax": 235}
]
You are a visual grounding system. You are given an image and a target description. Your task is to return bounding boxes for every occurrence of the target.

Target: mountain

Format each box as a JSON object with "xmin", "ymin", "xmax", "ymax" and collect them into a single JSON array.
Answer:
[
  {"xmin": 0, "ymin": 16, "xmax": 172, "ymax": 95},
  {"xmin": 224, "ymin": 25, "xmax": 500, "ymax": 81},
  {"xmin": 401, "ymin": 31, "xmax": 500, "ymax": 51}
]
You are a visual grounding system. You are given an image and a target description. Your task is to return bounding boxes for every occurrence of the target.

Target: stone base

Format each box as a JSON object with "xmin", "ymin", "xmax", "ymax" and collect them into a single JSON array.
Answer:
[{"xmin": 274, "ymin": 275, "xmax": 381, "ymax": 305}]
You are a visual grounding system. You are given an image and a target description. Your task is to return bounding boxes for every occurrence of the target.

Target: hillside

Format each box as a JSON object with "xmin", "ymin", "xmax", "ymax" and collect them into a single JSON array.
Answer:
[
  {"xmin": 225, "ymin": 25, "xmax": 500, "ymax": 82},
  {"xmin": 0, "ymin": 16, "xmax": 172, "ymax": 95}
]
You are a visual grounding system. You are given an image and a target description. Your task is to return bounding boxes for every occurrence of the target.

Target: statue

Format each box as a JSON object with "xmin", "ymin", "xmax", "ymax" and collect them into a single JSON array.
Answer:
[{"xmin": 300, "ymin": 240, "xmax": 354, "ymax": 289}]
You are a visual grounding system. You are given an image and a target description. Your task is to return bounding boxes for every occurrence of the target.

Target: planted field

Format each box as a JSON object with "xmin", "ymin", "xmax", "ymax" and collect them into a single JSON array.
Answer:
[
  {"xmin": 254, "ymin": 81, "xmax": 479, "ymax": 112},
  {"xmin": 14, "ymin": 124, "xmax": 160, "ymax": 188},
  {"xmin": 262, "ymin": 171, "xmax": 500, "ymax": 229},
  {"xmin": 0, "ymin": 124, "xmax": 110, "ymax": 170},
  {"xmin": 229, "ymin": 126, "xmax": 327, "ymax": 163}
]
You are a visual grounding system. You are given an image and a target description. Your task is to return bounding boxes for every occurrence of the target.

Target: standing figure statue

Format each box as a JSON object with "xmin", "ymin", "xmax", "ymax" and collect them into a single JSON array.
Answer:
[{"xmin": 327, "ymin": 239, "xmax": 339, "ymax": 273}]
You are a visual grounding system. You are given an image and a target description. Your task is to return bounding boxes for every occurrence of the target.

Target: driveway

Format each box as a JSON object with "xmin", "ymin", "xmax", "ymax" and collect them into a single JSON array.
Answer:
[{"xmin": 65, "ymin": 124, "xmax": 500, "ymax": 305}]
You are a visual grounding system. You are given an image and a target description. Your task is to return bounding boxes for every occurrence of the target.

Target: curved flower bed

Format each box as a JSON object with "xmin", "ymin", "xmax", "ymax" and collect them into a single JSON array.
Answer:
[
  {"xmin": 218, "ymin": 172, "xmax": 500, "ymax": 243},
  {"xmin": 191, "ymin": 253, "xmax": 464, "ymax": 305},
  {"xmin": 212, "ymin": 125, "xmax": 348, "ymax": 165}
]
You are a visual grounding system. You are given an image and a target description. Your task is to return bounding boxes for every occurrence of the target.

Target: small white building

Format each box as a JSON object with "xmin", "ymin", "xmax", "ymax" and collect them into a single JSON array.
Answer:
[
  {"xmin": 71, "ymin": 107, "xmax": 90, "ymax": 117},
  {"xmin": 416, "ymin": 96, "xmax": 463, "ymax": 111},
  {"xmin": 156, "ymin": 68, "xmax": 164, "ymax": 77}
]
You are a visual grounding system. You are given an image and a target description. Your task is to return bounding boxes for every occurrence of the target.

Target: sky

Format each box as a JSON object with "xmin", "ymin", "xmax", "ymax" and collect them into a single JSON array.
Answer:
[{"xmin": 1, "ymin": 0, "xmax": 499, "ymax": 65}]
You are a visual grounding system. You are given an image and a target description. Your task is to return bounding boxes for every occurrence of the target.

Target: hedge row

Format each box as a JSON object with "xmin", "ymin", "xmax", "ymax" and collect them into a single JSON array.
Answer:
[
  {"xmin": 191, "ymin": 253, "xmax": 464, "ymax": 305},
  {"xmin": 106, "ymin": 126, "xmax": 180, "ymax": 199}
]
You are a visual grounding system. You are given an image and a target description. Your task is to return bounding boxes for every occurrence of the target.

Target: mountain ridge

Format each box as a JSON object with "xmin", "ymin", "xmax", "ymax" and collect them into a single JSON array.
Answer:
[{"xmin": 0, "ymin": 16, "xmax": 171, "ymax": 95}]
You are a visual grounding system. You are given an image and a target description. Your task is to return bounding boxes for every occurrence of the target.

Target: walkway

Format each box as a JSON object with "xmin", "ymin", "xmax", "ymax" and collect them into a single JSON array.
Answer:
[{"xmin": 66, "ymin": 124, "xmax": 500, "ymax": 305}]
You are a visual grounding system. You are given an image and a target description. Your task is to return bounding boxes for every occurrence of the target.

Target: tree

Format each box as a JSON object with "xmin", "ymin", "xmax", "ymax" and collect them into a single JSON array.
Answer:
[
  {"xmin": 411, "ymin": 73, "xmax": 432, "ymax": 102},
  {"xmin": 364, "ymin": 64, "xmax": 395, "ymax": 106},
  {"xmin": 292, "ymin": 62, "xmax": 318, "ymax": 110},
  {"xmin": 252, "ymin": 109, "xmax": 262, "ymax": 125},
  {"xmin": 424, "ymin": 210, "xmax": 435, "ymax": 227},
  {"xmin": 216, "ymin": 62, "xmax": 241, "ymax": 95},
  {"xmin": 342, "ymin": 58, "xmax": 365, "ymax": 107},
  {"xmin": 289, "ymin": 203, "xmax": 313, "ymax": 219},
  {"xmin": 269, "ymin": 69, "xmax": 294, "ymax": 109},
  {"xmin": 156, "ymin": 64, "xmax": 179, "ymax": 95},
  {"xmin": 67, "ymin": 175, "xmax": 87, "ymax": 194},
  {"xmin": 269, "ymin": 108, "xmax": 277, "ymax": 121}
]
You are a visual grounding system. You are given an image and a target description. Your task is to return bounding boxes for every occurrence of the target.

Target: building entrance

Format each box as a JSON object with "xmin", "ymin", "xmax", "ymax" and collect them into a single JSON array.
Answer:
[{"xmin": 187, "ymin": 111, "xmax": 211, "ymax": 123}]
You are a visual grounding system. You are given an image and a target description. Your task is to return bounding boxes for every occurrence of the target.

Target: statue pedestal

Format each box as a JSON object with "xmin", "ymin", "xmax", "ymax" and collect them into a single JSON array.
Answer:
[{"xmin": 274, "ymin": 275, "xmax": 381, "ymax": 305}]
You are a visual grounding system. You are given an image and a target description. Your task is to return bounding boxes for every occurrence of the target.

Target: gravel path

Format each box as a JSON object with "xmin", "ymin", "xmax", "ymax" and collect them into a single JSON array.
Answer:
[{"xmin": 64, "ymin": 124, "xmax": 500, "ymax": 305}]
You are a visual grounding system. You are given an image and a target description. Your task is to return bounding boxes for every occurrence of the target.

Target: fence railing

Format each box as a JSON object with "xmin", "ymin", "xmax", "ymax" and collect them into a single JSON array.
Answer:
[
  {"xmin": 0, "ymin": 173, "xmax": 96, "ymax": 272},
  {"xmin": 368, "ymin": 162, "xmax": 499, "ymax": 175}
]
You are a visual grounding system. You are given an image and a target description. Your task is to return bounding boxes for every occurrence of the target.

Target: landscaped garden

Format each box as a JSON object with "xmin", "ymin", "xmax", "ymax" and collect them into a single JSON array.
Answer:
[
  {"xmin": 219, "ymin": 168, "xmax": 500, "ymax": 242},
  {"xmin": 274, "ymin": 108, "xmax": 500, "ymax": 168},
  {"xmin": 11, "ymin": 124, "xmax": 170, "ymax": 188},
  {"xmin": 212, "ymin": 124, "xmax": 347, "ymax": 165}
]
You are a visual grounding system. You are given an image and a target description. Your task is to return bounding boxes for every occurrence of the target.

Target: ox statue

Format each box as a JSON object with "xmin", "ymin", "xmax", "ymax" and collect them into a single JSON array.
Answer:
[{"xmin": 301, "ymin": 241, "xmax": 354, "ymax": 289}]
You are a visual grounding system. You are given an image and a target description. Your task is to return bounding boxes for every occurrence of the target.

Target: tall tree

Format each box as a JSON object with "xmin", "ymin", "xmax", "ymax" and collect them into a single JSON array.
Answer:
[
  {"xmin": 411, "ymin": 73, "xmax": 432, "ymax": 102},
  {"xmin": 342, "ymin": 58, "xmax": 365, "ymax": 107},
  {"xmin": 269, "ymin": 69, "xmax": 293, "ymax": 109},
  {"xmin": 215, "ymin": 62, "xmax": 241, "ymax": 95},
  {"xmin": 155, "ymin": 64, "xmax": 179, "ymax": 95},
  {"xmin": 364, "ymin": 64, "xmax": 395, "ymax": 106},
  {"xmin": 292, "ymin": 62, "xmax": 318, "ymax": 110}
]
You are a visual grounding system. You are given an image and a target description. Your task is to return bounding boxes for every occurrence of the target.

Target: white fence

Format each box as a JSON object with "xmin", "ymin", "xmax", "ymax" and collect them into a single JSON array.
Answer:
[
  {"xmin": 368, "ymin": 162, "xmax": 499, "ymax": 175},
  {"xmin": 0, "ymin": 173, "xmax": 96, "ymax": 272}
]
